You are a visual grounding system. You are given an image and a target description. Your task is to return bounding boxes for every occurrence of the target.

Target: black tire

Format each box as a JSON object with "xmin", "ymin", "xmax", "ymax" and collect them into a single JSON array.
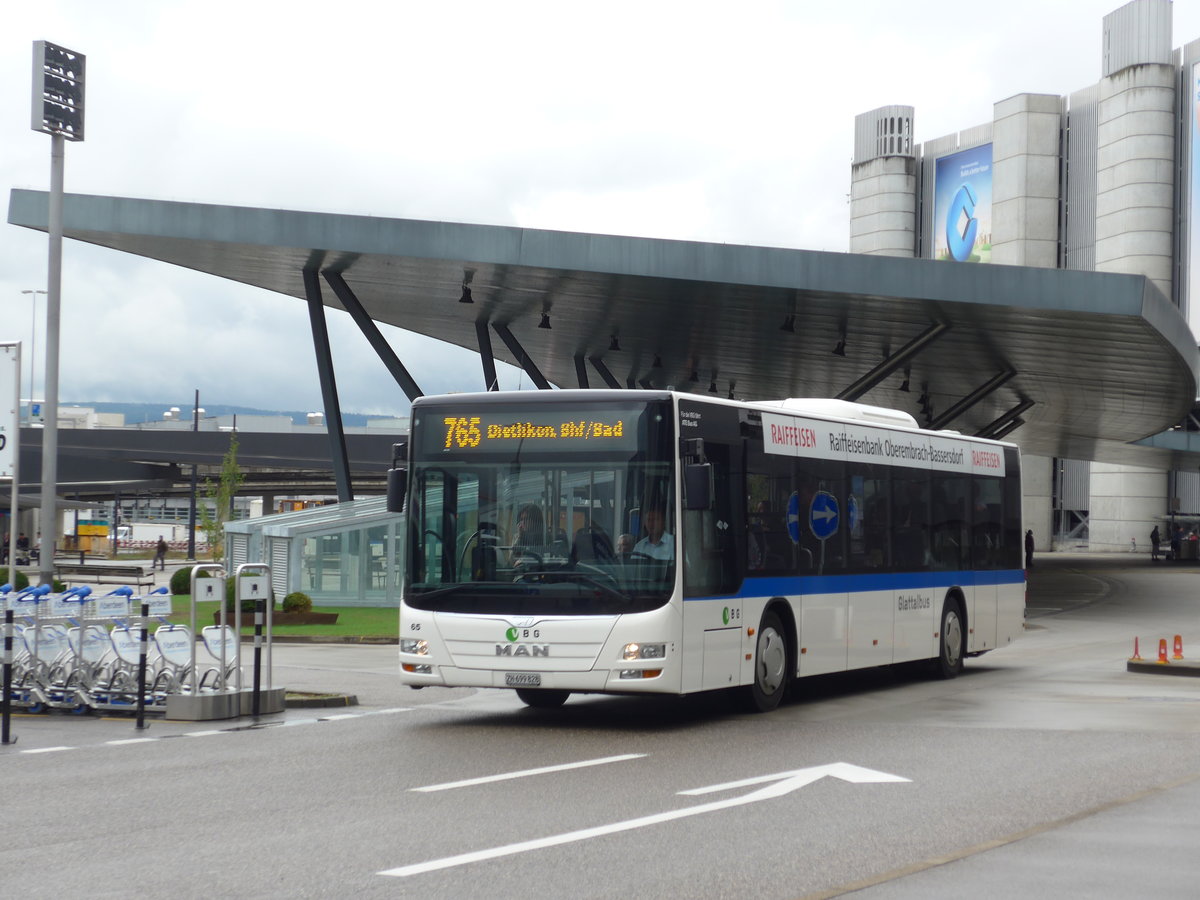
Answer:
[
  {"xmin": 934, "ymin": 599, "xmax": 965, "ymax": 679},
  {"xmin": 743, "ymin": 609, "xmax": 790, "ymax": 712},
  {"xmin": 515, "ymin": 688, "xmax": 570, "ymax": 709}
]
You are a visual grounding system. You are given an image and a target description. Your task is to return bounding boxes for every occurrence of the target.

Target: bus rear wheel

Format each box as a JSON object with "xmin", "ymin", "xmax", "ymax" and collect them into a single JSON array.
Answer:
[
  {"xmin": 933, "ymin": 599, "xmax": 965, "ymax": 679},
  {"xmin": 516, "ymin": 688, "xmax": 570, "ymax": 709},
  {"xmin": 743, "ymin": 609, "xmax": 789, "ymax": 713}
]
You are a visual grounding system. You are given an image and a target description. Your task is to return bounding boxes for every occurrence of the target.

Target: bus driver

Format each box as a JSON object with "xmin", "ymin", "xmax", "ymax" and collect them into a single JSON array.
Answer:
[{"xmin": 634, "ymin": 507, "xmax": 674, "ymax": 560}]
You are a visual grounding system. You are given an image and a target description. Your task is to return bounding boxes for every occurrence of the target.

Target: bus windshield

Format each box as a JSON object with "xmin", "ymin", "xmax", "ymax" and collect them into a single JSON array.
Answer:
[{"xmin": 405, "ymin": 399, "xmax": 676, "ymax": 616}]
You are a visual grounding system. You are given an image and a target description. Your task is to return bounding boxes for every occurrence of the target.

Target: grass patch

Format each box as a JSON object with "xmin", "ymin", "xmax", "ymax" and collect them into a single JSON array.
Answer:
[{"xmin": 168, "ymin": 597, "xmax": 398, "ymax": 639}]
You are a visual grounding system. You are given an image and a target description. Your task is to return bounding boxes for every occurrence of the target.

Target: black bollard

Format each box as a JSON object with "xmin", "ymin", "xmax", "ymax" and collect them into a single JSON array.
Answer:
[
  {"xmin": 135, "ymin": 601, "xmax": 149, "ymax": 730},
  {"xmin": 2, "ymin": 608, "xmax": 15, "ymax": 745}
]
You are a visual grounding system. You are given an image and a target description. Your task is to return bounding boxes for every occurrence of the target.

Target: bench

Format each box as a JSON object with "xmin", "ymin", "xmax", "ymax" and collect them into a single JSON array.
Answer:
[{"xmin": 55, "ymin": 563, "xmax": 156, "ymax": 588}]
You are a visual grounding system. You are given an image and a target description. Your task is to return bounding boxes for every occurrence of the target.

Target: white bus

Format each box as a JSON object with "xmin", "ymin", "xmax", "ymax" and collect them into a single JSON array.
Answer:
[{"xmin": 393, "ymin": 390, "xmax": 1023, "ymax": 712}]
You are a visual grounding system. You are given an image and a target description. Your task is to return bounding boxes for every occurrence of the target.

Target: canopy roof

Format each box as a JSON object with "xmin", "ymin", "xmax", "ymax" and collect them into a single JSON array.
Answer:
[{"xmin": 9, "ymin": 188, "xmax": 1199, "ymax": 466}]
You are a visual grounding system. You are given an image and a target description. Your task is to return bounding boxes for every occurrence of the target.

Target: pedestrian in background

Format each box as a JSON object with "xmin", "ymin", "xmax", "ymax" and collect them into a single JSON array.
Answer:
[
  {"xmin": 1024, "ymin": 529, "xmax": 1034, "ymax": 569},
  {"xmin": 1150, "ymin": 526, "xmax": 1161, "ymax": 562},
  {"xmin": 153, "ymin": 536, "xmax": 168, "ymax": 571}
]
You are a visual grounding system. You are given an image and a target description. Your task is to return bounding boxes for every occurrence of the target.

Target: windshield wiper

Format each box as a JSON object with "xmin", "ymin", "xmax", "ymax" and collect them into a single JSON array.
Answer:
[
  {"xmin": 412, "ymin": 582, "xmax": 510, "ymax": 602},
  {"xmin": 513, "ymin": 569, "xmax": 630, "ymax": 603}
]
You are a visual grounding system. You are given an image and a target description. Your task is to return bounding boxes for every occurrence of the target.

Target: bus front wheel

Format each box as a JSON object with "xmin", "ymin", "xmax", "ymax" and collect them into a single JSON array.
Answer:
[
  {"xmin": 744, "ymin": 609, "xmax": 789, "ymax": 713},
  {"xmin": 934, "ymin": 600, "xmax": 965, "ymax": 679},
  {"xmin": 516, "ymin": 688, "xmax": 570, "ymax": 709}
]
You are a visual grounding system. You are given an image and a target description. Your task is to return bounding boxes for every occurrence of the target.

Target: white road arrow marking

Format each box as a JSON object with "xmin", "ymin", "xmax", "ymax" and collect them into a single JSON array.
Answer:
[
  {"xmin": 379, "ymin": 761, "xmax": 908, "ymax": 878},
  {"xmin": 678, "ymin": 762, "xmax": 910, "ymax": 797}
]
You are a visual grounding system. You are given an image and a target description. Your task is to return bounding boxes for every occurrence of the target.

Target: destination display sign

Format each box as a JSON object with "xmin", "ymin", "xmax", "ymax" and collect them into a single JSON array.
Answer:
[
  {"xmin": 762, "ymin": 412, "xmax": 1005, "ymax": 477},
  {"xmin": 418, "ymin": 406, "xmax": 642, "ymax": 454}
]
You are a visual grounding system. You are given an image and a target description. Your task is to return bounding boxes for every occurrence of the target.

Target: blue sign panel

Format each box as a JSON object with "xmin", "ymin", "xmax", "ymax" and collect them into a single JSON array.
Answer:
[
  {"xmin": 786, "ymin": 492, "xmax": 802, "ymax": 544},
  {"xmin": 809, "ymin": 491, "xmax": 839, "ymax": 541}
]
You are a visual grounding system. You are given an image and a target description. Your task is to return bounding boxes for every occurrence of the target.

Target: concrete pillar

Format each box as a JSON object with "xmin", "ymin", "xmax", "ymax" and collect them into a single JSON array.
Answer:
[
  {"xmin": 1094, "ymin": 64, "xmax": 1175, "ymax": 299},
  {"xmin": 991, "ymin": 94, "xmax": 1062, "ymax": 267}
]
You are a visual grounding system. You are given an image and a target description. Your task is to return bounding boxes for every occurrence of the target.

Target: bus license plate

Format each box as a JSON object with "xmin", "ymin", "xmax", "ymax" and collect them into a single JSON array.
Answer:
[{"xmin": 505, "ymin": 672, "xmax": 541, "ymax": 687}]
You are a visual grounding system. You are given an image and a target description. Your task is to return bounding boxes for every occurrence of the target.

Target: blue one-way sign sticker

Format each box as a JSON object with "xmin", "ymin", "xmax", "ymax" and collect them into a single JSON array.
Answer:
[{"xmin": 809, "ymin": 491, "xmax": 839, "ymax": 541}]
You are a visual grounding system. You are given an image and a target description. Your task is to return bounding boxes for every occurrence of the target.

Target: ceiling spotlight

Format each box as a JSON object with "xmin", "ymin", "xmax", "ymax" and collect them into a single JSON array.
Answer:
[
  {"xmin": 459, "ymin": 284, "xmax": 473, "ymax": 303},
  {"xmin": 832, "ymin": 338, "xmax": 846, "ymax": 357},
  {"xmin": 898, "ymin": 375, "xmax": 911, "ymax": 392},
  {"xmin": 689, "ymin": 370, "xmax": 700, "ymax": 383},
  {"xmin": 609, "ymin": 335, "xmax": 621, "ymax": 351},
  {"xmin": 780, "ymin": 314, "xmax": 795, "ymax": 333},
  {"xmin": 708, "ymin": 380, "xmax": 718, "ymax": 394},
  {"xmin": 538, "ymin": 313, "xmax": 551, "ymax": 329},
  {"xmin": 918, "ymin": 391, "xmax": 930, "ymax": 410},
  {"xmin": 653, "ymin": 355, "xmax": 663, "ymax": 369}
]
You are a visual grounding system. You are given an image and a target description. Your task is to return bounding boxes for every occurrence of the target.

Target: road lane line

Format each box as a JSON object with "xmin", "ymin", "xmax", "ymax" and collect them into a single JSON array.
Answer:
[
  {"xmin": 107, "ymin": 738, "xmax": 157, "ymax": 745},
  {"xmin": 411, "ymin": 753, "xmax": 647, "ymax": 793},
  {"xmin": 21, "ymin": 746, "xmax": 74, "ymax": 754}
]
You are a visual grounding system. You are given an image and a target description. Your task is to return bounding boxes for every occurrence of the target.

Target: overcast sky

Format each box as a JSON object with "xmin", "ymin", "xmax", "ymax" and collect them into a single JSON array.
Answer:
[{"xmin": 5, "ymin": 1, "xmax": 1200, "ymax": 418}]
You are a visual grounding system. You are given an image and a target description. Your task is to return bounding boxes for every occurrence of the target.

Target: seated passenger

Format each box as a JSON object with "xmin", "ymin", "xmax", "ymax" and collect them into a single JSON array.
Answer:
[
  {"xmin": 615, "ymin": 532, "xmax": 635, "ymax": 561},
  {"xmin": 511, "ymin": 504, "xmax": 545, "ymax": 566}
]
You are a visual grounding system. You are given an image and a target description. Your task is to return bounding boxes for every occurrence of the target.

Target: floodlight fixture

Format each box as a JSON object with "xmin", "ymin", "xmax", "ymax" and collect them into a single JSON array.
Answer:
[{"xmin": 31, "ymin": 41, "xmax": 85, "ymax": 141}]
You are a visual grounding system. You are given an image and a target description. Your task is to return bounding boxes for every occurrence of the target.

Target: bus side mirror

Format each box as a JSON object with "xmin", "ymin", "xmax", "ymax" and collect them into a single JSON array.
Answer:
[
  {"xmin": 386, "ymin": 468, "xmax": 408, "ymax": 513},
  {"xmin": 683, "ymin": 463, "xmax": 712, "ymax": 510}
]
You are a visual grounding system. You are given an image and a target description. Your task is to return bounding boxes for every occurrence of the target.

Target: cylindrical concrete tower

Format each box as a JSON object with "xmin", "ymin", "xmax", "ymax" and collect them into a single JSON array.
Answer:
[
  {"xmin": 1094, "ymin": 0, "xmax": 1176, "ymax": 301},
  {"xmin": 850, "ymin": 105, "xmax": 917, "ymax": 257}
]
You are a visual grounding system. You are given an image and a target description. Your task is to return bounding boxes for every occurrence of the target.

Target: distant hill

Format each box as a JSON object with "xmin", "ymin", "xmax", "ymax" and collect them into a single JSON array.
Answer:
[{"xmin": 64, "ymin": 401, "xmax": 380, "ymax": 428}]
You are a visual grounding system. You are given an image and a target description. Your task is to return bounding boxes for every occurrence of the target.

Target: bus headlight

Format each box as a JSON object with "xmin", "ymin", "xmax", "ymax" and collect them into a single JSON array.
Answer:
[
  {"xmin": 401, "ymin": 639, "xmax": 429, "ymax": 655},
  {"xmin": 622, "ymin": 642, "xmax": 666, "ymax": 661}
]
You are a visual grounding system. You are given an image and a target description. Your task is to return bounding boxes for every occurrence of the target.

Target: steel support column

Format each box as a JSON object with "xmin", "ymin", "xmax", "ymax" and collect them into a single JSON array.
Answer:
[
  {"xmin": 322, "ymin": 270, "xmax": 424, "ymax": 402},
  {"xmin": 491, "ymin": 323, "xmax": 551, "ymax": 390},
  {"xmin": 574, "ymin": 355, "xmax": 590, "ymax": 389},
  {"xmin": 302, "ymin": 268, "xmax": 353, "ymax": 502},
  {"xmin": 928, "ymin": 369, "xmax": 1015, "ymax": 431},
  {"xmin": 588, "ymin": 356, "xmax": 622, "ymax": 389},
  {"xmin": 836, "ymin": 321, "xmax": 950, "ymax": 402},
  {"xmin": 975, "ymin": 398, "xmax": 1035, "ymax": 440},
  {"xmin": 476, "ymin": 320, "xmax": 499, "ymax": 391}
]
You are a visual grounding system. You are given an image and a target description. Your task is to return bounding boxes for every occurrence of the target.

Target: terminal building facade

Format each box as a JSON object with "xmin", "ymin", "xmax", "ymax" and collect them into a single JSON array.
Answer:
[{"xmin": 850, "ymin": 0, "xmax": 1200, "ymax": 551}]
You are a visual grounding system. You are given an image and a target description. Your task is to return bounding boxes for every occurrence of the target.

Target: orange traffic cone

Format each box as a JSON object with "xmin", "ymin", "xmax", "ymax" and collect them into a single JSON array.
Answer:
[
  {"xmin": 1131, "ymin": 637, "xmax": 1143, "ymax": 661},
  {"xmin": 1174, "ymin": 635, "xmax": 1184, "ymax": 661},
  {"xmin": 1157, "ymin": 638, "xmax": 1170, "ymax": 665}
]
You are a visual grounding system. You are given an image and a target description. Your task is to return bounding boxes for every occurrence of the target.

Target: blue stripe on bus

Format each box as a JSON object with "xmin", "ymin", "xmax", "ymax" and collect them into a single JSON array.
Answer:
[{"xmin": 687, "ymin": 569, "xmax": 1025, "ymax": 602}]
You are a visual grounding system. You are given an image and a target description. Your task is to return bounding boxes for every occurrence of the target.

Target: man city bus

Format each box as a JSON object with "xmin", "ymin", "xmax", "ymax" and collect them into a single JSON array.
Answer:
[{"xmin": 389, "ymin": 390, "xmax": 1023, "ymax": 712}]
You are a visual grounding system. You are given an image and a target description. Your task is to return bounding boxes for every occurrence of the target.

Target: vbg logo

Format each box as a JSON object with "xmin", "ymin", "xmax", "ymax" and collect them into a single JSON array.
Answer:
[{"xmin": 946, "ymin": 183, "xmax": 979, "ymax": 262}]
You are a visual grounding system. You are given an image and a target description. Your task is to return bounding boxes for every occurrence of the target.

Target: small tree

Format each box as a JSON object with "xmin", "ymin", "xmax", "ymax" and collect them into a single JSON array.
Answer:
[{"xmin": 199, "ymin": 433, "xmax": 244, "ymax": 562}]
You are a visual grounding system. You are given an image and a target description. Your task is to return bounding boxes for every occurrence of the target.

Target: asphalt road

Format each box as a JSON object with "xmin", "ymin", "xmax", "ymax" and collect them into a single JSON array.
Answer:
[{"xmin": 3, "ymin": 554, "xmax": 1199, "ymax": 899}]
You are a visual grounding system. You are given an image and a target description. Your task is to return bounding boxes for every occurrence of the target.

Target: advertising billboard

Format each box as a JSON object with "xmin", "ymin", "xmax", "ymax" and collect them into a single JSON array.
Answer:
[{"xmin": 933, "ymin": 143, "xmax": 993, "ymax": 263}]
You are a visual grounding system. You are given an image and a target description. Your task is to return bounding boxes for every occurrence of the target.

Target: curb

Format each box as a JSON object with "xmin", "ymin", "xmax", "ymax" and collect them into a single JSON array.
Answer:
[
  {"xmin": 1126, "ymin": 659, "xmax": 1200, "ymax": 678},
  {"xmin": 285, "ymin": 692, "xmax": 360, "ymax": 708}
]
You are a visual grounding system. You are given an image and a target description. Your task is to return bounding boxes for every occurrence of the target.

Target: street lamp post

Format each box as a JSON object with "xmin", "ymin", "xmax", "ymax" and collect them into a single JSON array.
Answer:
[{"xmin": 19, "ymin": 290, "xmax": 46, "ymax": 412}]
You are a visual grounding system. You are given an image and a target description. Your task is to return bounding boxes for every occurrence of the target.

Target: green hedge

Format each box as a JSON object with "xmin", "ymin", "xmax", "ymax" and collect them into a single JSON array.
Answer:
[{"xmin": 0, "ymin": 567, "xmax": 31, "ymax": 592}]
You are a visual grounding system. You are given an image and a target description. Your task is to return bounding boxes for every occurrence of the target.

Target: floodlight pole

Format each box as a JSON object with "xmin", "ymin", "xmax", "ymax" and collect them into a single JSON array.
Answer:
[
  {"xmin": 37, "ymin": 133, "xmax": 63, "ymax": 586},
  {"xmin": 31, "ymin": 40, "xmax": 85, "ymax": 588}
]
